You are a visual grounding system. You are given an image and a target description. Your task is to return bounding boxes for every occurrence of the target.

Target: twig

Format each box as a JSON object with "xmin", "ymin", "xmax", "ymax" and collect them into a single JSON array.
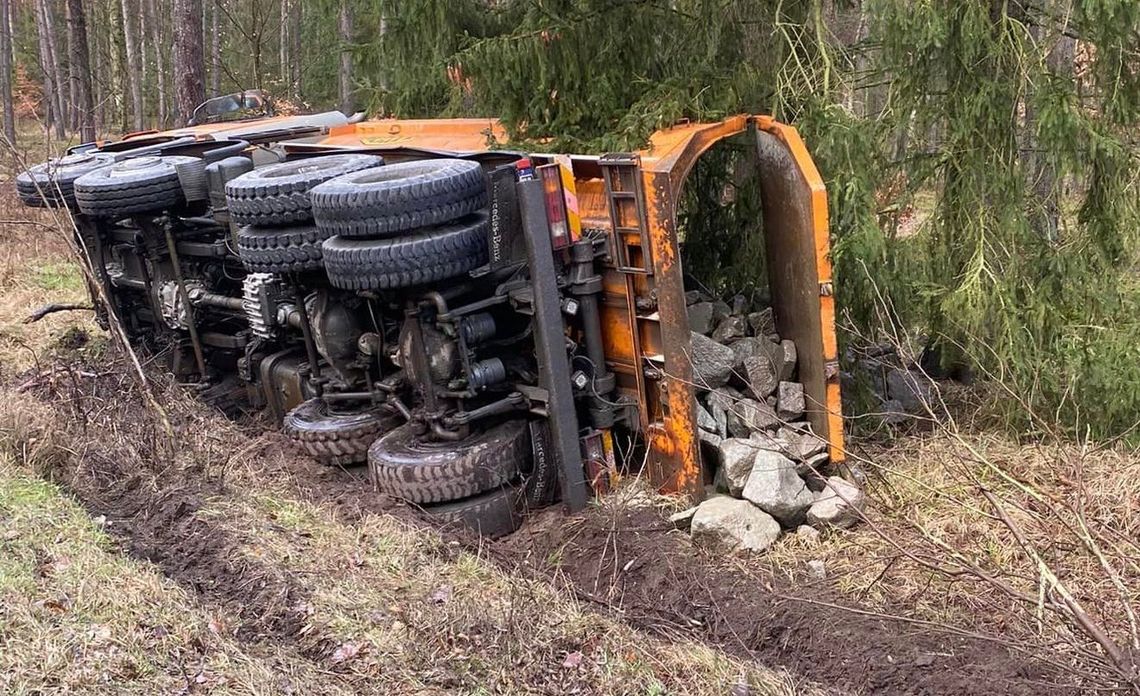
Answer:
[{"xmin": 23, "ymin": 302, "xmax": 93, "ymax": 324}]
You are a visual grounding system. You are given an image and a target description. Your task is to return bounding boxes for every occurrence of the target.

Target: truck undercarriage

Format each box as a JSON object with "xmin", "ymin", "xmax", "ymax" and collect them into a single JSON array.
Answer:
[{"xmin": 16, "ymin": 108, "xmax": 845, "ymax": 536}]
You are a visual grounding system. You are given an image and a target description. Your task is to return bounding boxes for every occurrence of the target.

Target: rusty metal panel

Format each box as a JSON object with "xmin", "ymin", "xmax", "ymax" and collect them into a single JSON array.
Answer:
[
  {"xmin": 755, "ymin": 125, "xmax": 846, "ymax": 463},
  {"xmin": 641, "ymin": 170, "xmax": 703, "ymax": 501}
]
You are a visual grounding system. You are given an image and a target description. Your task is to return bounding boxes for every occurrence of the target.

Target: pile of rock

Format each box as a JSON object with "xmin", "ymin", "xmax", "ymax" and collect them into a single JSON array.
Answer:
[{"xmin": 680, "ymin": 291, "xmax": 865, "ymax": 552}]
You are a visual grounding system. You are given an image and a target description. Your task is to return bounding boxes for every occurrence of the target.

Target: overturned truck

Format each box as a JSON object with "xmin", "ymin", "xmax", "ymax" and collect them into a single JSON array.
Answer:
[{"xmin": 16, "ymin": 105, "xmax": 845, "ymax": 536}]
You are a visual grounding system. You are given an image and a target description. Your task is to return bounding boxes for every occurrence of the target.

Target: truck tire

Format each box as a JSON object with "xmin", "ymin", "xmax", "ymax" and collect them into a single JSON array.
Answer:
[
  {"xmin": 283, "ymin": 398, "xmax": 401, "ymax": 466},
  {"xmin": 321, "ymin": 212, "xmax": 488, "ymax": 290},
  {"xmin": 310, "ymin": 158, "xmax": 487, "ymax": 238},
  {"xmin": 16, "ymin": 152, "xmax": 116, "ymax": 208},
  {"xmin": 522, "ymin": 421, "xmax": 560, "ymax": 507},
  {"xmin": 368, "ymin": 419, "xmax": 529, "ymax": 504},
  {"xmin": 425, "ymin": 484, "xmax": 525, "ymax": 538},
  {"xmin": 74, "ymin": 155, "xmax": 201, "ymax": 218},
  {"xmin": 236, "ymin": 224, "xmax": 330, "ymax": 274},
  {"xmin": 225, "ymin": 154, "xmax": 384, "ymax": 227}
]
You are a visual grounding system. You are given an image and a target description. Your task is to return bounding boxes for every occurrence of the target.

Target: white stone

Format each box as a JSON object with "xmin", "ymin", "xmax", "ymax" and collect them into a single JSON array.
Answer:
[
  {"xmin": 690, "ymin": 332, "xmax": 734, "ymax": 389},
  {"xmin": 796, "ymin": 524, "xmax": 821, "ymax": 545},
  {"xmin": 806, "ymin": 559, "xmax": 827, "ymax": 580},
  {"xmin": 716, "ymin": 438, "xmax": 760, "ymax": 496},
  {"xmin": 669, "ymin": 506, "xmax": 698, "ymax": 531},
  {"xmin": 690, "ymin": 496, "xmax": 782, "ymax": 552},
  {"xmin": 741, "ymin": 450, "xmax": 813, "ymax": 526},
  {"xmin": 807, "ymin": 476, "xmax": 866, "ymax": 529}
]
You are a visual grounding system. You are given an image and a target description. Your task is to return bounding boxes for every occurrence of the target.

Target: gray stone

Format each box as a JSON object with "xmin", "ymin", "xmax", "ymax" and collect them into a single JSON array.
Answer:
[
  {"xmin": 687, "ymin": 302, "xmax": 716, "ymax": 335},
  {"xmin": 741, "ymin": 355, "xmax": 779, "ymax": 400},
  {"xmin": 684, "ymin": 290, "xmax": 703, "ymax": 305},
  {"xmin": 887, "ymin": 368, "xmax": 933, "ymax": 414},
  {"xmin": 796, "ymin": 524, "xmax": 821, "ymax": 545},
  {"xmin": 748, "ymin": 430, "xmax": 793, "ymax": 456},
  {"xmin": 712, "ymin": 300, "xmax": 731, "ymax": 323},
  {"xmin": 729, "ymin": 337, "xmax": 763, "ymax": 370},
  {"xmin": 806, "ymin": 559, "xmax": 827, "ymax": 580},
  {"xmin": 711, "ymin": 315, "xmax": 748, "ymax": 343},
  {"xmin": 776, "ymin": 381, "xmax": 805, "ymax": 420},
  {"xmin": 777, "ymin": 340, "xmax": 798, "ymax": 381},
  {"xmin": 800, "ymin": 451, "xmax": 830, "ymax": 475},
  {"xmin": 747, "ymin": 308, "xmax": 775, "ymax": 336},
  {"xmin": 669, "ymin": 506, "xmax": 699, "ymax": 531},
  {"xmin": 690, "ymin": 496, "xmax": 782, "ymax": 553},
  {"xmin": 726, "ymin": 398, "xmax": 779, "ymax": 437},
  {"xmin": 717, "ymin": 438, "xmax": 761, "ymax": 495},
  {"xmin": 778, "ymin": 425, "xmax": 826, "ymax": 461},
  {"xmin": 690, "ymin": 332, "xmax": 734, "ymax": 389},
  {"xmin": 698, "ymin": 428, "xmax": 723, "ymax": 450},
  {"xmin": 807, "ymin": 476, "xmax": 866, "ymax": 529},
  {"xmin": 696, "ymin": 402, "xmax": 718, "ymax": 433},
  {"xmin": 742, "ymin": 451, "xmax": 813, "ymax": 526},
  {"xmin": 704, "ymin": 387, "xmax": 741, "ymax": 438},
  {"xmin": 730, "ymin": 294, "xmax": 749, "ymax": 316},
  {"xmin": 879, "ymin": 398, "xmax": 911, "ymax": 425}
]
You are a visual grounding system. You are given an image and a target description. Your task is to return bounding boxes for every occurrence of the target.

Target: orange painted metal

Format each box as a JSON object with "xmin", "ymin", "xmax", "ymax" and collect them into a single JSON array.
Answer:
[{"xmin": 304, "ymin": 114, "xmax": 847, "ymax": 499}]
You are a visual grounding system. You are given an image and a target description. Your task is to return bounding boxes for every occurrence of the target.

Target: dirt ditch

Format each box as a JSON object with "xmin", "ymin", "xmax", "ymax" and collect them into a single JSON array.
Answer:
[
  {"xmin": 2, "ymin": 352, "xmax": 1087, "ymax": 695},
  {"xmin": 495, "ymin": 505, "xmax": 1079, "ymax": 696}
]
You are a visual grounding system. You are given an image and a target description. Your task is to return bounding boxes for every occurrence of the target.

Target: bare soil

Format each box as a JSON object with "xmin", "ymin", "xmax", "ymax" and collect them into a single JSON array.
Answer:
[
  {"xmin": 4, "ymin": 348, "xmax": 1087, "ymax": 695},
  {"xmin": 496, "ymin": 505, "xmax": 1076, "ymax": 696}
]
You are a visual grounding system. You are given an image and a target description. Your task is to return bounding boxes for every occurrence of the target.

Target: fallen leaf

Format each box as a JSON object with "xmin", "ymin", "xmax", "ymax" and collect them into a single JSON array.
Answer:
[
  {"xmin": 429, "ymin": 584, "xmax": 452, "ymax": 604},
  {"xmin": 331, "ymin": 641, "xmax": 363, "ymax": 664},
  {"xmin": 208, "ymin": 616, "xmax": 226, "ymax": 635},
  {"xmin": 562, "ymin": 651, "xmax": 583, "ymax": 669}
]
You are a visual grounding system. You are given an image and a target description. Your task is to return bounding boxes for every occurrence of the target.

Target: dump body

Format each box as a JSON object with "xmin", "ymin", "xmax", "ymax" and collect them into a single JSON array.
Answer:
[{"xmin": 304, "ymin": 115, "xmax": 845, "ymax": 499}]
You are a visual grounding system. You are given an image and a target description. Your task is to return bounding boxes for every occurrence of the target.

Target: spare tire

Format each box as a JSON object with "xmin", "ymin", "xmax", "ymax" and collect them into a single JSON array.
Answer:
[
  {"xmin": 311, "ymin": 158, "xmax": 487, "ymax": 238},
  {"xmin": 74, "ymin": 155, "xmax": 201, "ymax": 218},
  {"xmin": 16, "ymin": 152, "xmax": 116, "ymax": 208},
  {"xmin": 236, "ymin": 224, "xmax": 330, "ymax": 274},
  {"xmin": 284, "ymin": 398, "xmax": 401, "ymax": 467},
  {"xmin": 368, "ymin": 419, "xmax": 529, "ymax": 504},
  {"xmin": 425, "ymin": 484, "xmax": 525, "ymax": 538},
  {"xmin": 321, "ymin": 212, "xmax": 488, "ymax": 290},
  {"xmin": 225, "ymin": 154, "xmax": 384, "ymax": 227}
]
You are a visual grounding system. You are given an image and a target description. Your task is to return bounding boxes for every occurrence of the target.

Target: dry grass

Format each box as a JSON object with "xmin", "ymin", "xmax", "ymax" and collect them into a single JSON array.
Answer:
[{"xmin": 0, "ymin": 455, "xmax": 395, "ymax": 695}]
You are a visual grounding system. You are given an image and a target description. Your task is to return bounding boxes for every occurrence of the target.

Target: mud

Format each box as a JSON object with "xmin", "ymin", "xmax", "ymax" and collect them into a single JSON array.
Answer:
[{"xmin": 5, "ymin": 354, "xmax": 1093, "ymax": 694}]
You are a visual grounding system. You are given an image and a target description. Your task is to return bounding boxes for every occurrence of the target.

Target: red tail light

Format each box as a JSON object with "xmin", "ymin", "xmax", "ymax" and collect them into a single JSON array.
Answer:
[{"xmin": 538, "ymin": 164, "xmax": 570, "ymax": 250}]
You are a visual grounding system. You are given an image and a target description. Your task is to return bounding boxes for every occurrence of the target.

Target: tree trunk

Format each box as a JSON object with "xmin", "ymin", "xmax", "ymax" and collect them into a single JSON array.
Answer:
[
  {"xmin": 209, "ymin": 0, "xmax": 220, "ymax": 95},
  {"xmin": 290, "ymin": 0, "xmax": 301, "ymax": 100},
  {"xmin": 337, "ymin": 0, "xmax": 352, "ymax": 113},
  {"xmin": 0, "ymin": 0, "xmax": 16, "ymax": 144},
  {"xmin": 172, "ymin": 0, "xmax": 203, "ymax": 125},
  {"xmin": 37, "ymin": 0, "xmax": 67, "ymax": 138},
  {"xmin": 121, "ymin": 0, "xmax": 143, "ymax": 130},
  {"xmin": 33, "ymin": 0, "xmax": 60, "ymax": 136},
  {"xmin": 64, "ymin": 0, "xmax": 94, "ymax": 141},
  {"xmin": 279, "ymin": 0, "xmax": 288, "ymax": 88},
  {"xmin": 145, "ymin": 0, "xmax": 167, "ymax": 127}
]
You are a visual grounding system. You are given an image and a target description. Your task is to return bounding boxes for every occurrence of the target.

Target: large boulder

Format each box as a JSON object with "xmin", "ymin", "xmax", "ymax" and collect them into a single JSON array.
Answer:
[
  {"xmin": 729, "ymin": 337, "xmax": 763, "ymax": 370},
  {"xmin": 687, "ymin": 302, "xmax": 715, "ymax": 334},
  {"xmin": 726, "ymin": 398, "xmax": 779, "ymax": 437},
  {"xmin": 806, "ymin": 476, "xmax": 866, "ymax": 529},
  {"xmin": 887, "ymin": 367, "xmax": 934, "ymax": 414},
  {"xmin": 742, "ymin": 451, "xmax": 813, "ymax": 526},
  {"xmin": 690, "ymin": 332, "xmax": 734, "ymax": 389},
  {"xmin": 690, "ymin": 496, "xmax": 782, "ymax": 552},
  {"xmin": 716, "ymin": 438, "xmax": 760, "ymax": 495}
]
